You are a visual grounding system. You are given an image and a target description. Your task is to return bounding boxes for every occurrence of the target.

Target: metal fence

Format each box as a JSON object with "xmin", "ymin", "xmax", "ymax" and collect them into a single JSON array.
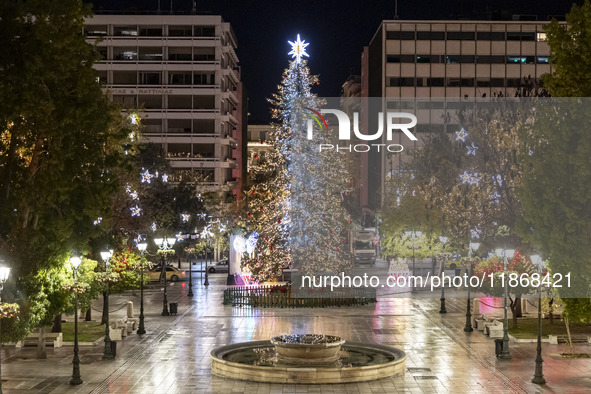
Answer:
[{"xmin": 223, "ymin": 285, "xmax": 377, "ymax": 308}]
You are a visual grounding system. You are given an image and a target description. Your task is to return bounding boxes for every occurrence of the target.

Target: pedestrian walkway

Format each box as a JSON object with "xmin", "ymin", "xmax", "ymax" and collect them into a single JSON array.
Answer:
[{"xmin": 1, "ymin": 274, "xmax": 590, "ymax": 393}]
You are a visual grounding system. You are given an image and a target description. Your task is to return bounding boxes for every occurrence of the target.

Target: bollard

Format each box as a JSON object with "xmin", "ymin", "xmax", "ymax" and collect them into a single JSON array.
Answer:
[
  {"xmin": 127, "ymin": 301, "xmax": 134, "ymax": 318},
  {"xmin": 473, "ymin": 298, "xmax": 480, "ymax": 315}
]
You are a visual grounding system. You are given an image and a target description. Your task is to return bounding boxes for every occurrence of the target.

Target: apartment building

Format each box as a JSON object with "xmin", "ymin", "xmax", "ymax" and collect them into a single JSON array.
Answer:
[
  {"xmin": 361, "ymin": 19, "xmax": 555, "ymax": 210},
  {"xmin": 85, "ymin": 14, "xmax": 246, "ymax": 198}
]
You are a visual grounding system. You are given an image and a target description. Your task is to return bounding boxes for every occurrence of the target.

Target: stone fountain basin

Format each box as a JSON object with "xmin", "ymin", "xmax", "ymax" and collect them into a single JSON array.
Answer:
[
  {"xmin": 271, "ymin": 334, "xmax": 345, "ymax": 363},
  {"xmin": 210, "ymin": 340, "xmax": 407, "ymax": 384}
]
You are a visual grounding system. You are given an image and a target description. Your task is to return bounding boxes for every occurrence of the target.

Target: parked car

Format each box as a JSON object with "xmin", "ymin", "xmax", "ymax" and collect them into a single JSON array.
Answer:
[
  {"xmin": 148, "ymin": 265, "xmax": 186, "ymax": 282},
  {"xmin": 207, "ymin": 258, "xmax": 229, "ymax": 273}
]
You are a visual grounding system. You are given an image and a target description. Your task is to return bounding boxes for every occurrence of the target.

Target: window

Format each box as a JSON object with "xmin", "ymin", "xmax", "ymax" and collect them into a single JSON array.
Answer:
[
  {"xmin": 461, "ymin": 78, "xmax": 474, "ymax": 87},
  {"xmin": 476, "ymin": 55, "xmax": 505, "ymax": 64},
  {"xmin": 194, "ymin": 47, "xmax": 215, "ymax": 61},
  {"xmin": 193, "ymin": 143, "xmax": 215, "ymax": 158},
  {"xmin": 428, "ymin": 78, "xmax": 445, "ymax": 87},
  {"xmin": 138, "ymin": 95, "xmax": 162, "ymax": 109},
  {"xmin": 169, "ymin": 47, "xmax": 192, "ymax": 61},
  {"xmin": 386, "ymin": 54, "xmax": 415, "ymax": 63},
  {"xmin": 169, "ymin": 72, "xmax": 192, "ymax": 85},
  {"xmin": 536, "ymin": 32, "xmax": 547, "ymax": 41},
  {"xmin": 506, "ymin": 78, "xmax": 522, "ymax": 87},
  {"xmin": 476, "ymin": 32, "xmax": 506, "ymax": 41},
  {"xmin": 507, "ymin": 32, "xmax": 536, "ymax": 41},
  {"xmin": 476, "ymin": 78, "xmax": 491, "ymax": 87},
  {"xmin": 447, "ymin": 78, "xmax": 461, "ymax": 87},
  {"xmin": 114, "ymin": 26, "xmax": 138, "ymax": 36},
  {"xmin": 113, "ymin": 95, "xmax": 137, "ymax": 107},
  {"xmin": 194, "ymin": 26, "xmax": 215, "ymax": 37},
  {"xmin": 447, "ymin": 31, "xmax": 475, "ymax": 40},
  {"xmin": 85, "ymin": 25, "xmax": 107, "ymax": 36},
  {"xmin": 416, "ymin": 55, "xmax": 442, "ymax": 63},
  {"xmin": 139, "ymin": 47, "xmax": 162, "ymax": 61},
  {"xmin": 139, "ymin": 27, "xmax": 162, "ymax": 36},
  {"xmin": 446, "ymin": 55, "xmax": 474, "ymax": 64},
  {"xmin": 389, "ymin": 77, "xmax": 415, "ymax": 87},
  {"xmin": 113, "ymin": 48, "xmax": 137, "ymax": 61},
  {"xmin": 536, "ymin": 56, "xmax": 549, "ymax": 64},
  {"xmin": 169, "ymin": 26, "xmax": 192, "ymax": 36},
  {"xmin": 97, "ymin": 47, "xmax": 107, "ymax": 60},
  {"xmin": 139, "ymin": 72, "xmax": 161, "ymax": 85},
  {"xmin": 167, "ymin": 143, "xmax": 192, "ymax": 158},
  {"xmin": 113, "ymin": 71, "xmax": 137, "ymax": 84},
  {"xmin": 507, "ymin": 56, "xmax": 526, "ymax": 64},
  {"xmin": 416, "ymin": 31, "xmax": 445, "ymax": 40},
  {"xmin": 386, "ymin": 31, "xmax": 415, "ymax": 40},
  {"xmin": 491, "ymin": 78, "xmax": 505, "ymax": 87},
  {"xmin": 194, "ymin": 73, "xmax": 214, "ymax": 85}
]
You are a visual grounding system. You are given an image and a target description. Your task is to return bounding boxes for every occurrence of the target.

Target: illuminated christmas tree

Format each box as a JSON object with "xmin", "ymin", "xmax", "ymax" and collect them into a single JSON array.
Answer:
[
  {"xmin": 241, "ymin": 145, "xmax": 290, "ymax": 282},
  {"xmin": 267, "ymin": 35, "xmax": 353, "ymax": 275}
]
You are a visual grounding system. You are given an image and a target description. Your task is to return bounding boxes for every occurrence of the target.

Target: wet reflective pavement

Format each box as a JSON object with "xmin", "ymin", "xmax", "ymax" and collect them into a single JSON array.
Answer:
[{"xmin": 1, "ymin": 269, "xmax": 590, "ymax": 393}]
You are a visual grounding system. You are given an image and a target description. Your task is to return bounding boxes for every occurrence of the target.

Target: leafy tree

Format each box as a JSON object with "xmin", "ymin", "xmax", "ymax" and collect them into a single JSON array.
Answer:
[
  {"xmin": 0, "ymin": 0, "xmax": 131, "ymax": 339},
  {"xmin": 473, "ymin": 250, "xmax": 536, "ymax": 328},
  {"xmin": 517, "ymin": 1, "xmax": 591, "ymax": 322}
]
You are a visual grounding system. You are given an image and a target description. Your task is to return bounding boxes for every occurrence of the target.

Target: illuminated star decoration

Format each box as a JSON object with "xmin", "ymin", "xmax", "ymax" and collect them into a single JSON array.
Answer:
[
  {"xmin": 198, "ymin": 213, "xmax": 207, "ymax": 220},
  {"xmin": 129, "ymin": 191, "xmax": 139, "ymax": 200},
  {"xmin": 470, "ymin": 227, "xmax": 482, "ymax": 239},
  {"xmin": 218, "ymin": 223, "xmax": 227, "ymax": 233},
  {"xmin": 200, "ymin": 224, "xmax": 214, "ymax": 239},
  {"xmin": 460, "ymin": 171, "xmax": 472, "ymax": 184},
  {"xmin": 181, "ymin": 213, "xmax": 190, "ymax": 222},
  {"xmin": 134, "ymin": 234, "xmax": 144, "ymax": 245},
  {"xmin": 491, "ymin": 191, "xmax": 501, "ymax": 204},
  {"xmin": 455, "ymin": 128, "xmax": 468, "ymax": 142},
  {"xmin": 141, "ymin": 169, "xmax": 153, "ymax": 184},
  {"xmin": 161, "ymin": 173, "xmax": 168, "ymax": 183},
  {"xmin": 493, "ymin": 174, "xmax": 503, "ymax": 187},
  {"xmin": 466, "ymin": 142, "xmax": 478, "ymax": 156},
  {"xmin": 288, "ymin": 34, "xmax": 309, "ymax": 63},
  {"xmin": 469, "ymin": 173, "xmax": 481, "ymax": 186},
  {"xmin": 176, "ymin": 232, "xmax": 184, "ymax": 242},
  {"xmin": 93, "ymin": 217, "xmax": 102, "ymax": 225},
  {"xmin": 130, "ymin": 205, "xmax": 142, "ymax": 217},
  {"xmin": 151, "ymin": 222, "xmax": 157, "ymax": 232}
]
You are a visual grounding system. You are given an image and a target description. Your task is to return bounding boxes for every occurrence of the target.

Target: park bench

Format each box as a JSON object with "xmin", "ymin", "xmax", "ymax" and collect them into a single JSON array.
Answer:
[{"xmin": 23, "ymin": 332, "xmax": 63, "ymax": 348}]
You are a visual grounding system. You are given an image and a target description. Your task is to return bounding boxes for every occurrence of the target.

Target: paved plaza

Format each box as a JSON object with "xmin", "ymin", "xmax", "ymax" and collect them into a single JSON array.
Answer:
[{"xmin": 1, "ymin": 264, "xmax": 590, "ymax": 394}]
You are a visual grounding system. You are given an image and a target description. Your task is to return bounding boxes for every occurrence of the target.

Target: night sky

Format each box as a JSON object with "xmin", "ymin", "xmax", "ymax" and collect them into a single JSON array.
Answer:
[{"xmin": 89, "ymin": 0, "xmax": 573, "ymax": 122}]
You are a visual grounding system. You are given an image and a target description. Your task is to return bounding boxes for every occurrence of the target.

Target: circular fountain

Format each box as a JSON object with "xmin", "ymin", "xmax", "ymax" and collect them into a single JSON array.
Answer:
[{"xmin": 210, "ymin": 334, "xmax": 406, "ymax": 384}]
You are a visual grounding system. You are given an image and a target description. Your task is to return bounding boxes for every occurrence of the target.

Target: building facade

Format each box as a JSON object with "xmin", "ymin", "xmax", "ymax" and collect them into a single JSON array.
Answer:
[
  {"xmin": 361, "ymin": 19, "xmax": 555, "ymax": 210},
  {"xmin": 85, "ymin": 14, "xmax": 246, "ymax": 199}
]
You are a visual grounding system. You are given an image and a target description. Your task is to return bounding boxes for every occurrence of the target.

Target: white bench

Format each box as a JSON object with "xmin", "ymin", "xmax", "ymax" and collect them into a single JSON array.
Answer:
[
  {"xmin": 112, "ymin": 316, "xmax": 136, "ymax": 336},
  {"xmin": 108, "ymin": 326, "xmax": 125, "ymax": 341},
  {"xmin": 24, "ymin": 332, "xmax": 63, "ymax": 348},
  {"xmin": 487, "ymin": 321, "xmax": 504, "ymax": 338}
]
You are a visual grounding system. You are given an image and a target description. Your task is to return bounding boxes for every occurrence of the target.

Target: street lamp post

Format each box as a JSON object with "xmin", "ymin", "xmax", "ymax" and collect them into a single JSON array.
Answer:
[
  {"xmin": 187, "ymin": 256, "xmax": 194, "ymax": 297},
  {"xmin": 137, "ymin": 243, "xmax": 147, "ymax": 335},
  {"xmin": 203, "ymin": 240, "xmax": 210, "ymax": 287},
  {"xmin": 464, "ymin": 242, "xmax": 480, "ymax": 332},
  {"xmin": 0, "ymin": 265, "xmax": 11, "ymax": 394},
  {"xmin": 495, "ymin": 248, "xmax": 514, "ymax": 360},
  {"xmin": 438, "ymin": 236, "xmax": 449, "ymax": 314},
  {"xmin": 531, "ymin": 254, "xmax": 546, "ymax": 384},
  {"xmin": 100, "ymin": 250, "xmax": 114, "ymax": 360},
  {"xmin": 154, "ymin": 237, "xmax": 176, "ymax": 316},
  {"xmin": 69, "ymin": 256, "xmax": 83, "ymax": 385},
  {"xmin": 405, "ymin": 230, "xmax": 422, "ymax": 293}
]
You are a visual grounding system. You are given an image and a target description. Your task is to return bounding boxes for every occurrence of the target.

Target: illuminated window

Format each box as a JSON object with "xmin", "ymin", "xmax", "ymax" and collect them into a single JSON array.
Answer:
[{"xmin": 536, "ymin": 32, "xmax": 547, "ymax": 41}]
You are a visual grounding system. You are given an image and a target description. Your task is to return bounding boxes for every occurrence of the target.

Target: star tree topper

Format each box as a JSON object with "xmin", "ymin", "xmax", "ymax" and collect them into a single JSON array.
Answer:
[{"xmin": 288, "ymin": 34, "xmax": 309, "ymax": 63}]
